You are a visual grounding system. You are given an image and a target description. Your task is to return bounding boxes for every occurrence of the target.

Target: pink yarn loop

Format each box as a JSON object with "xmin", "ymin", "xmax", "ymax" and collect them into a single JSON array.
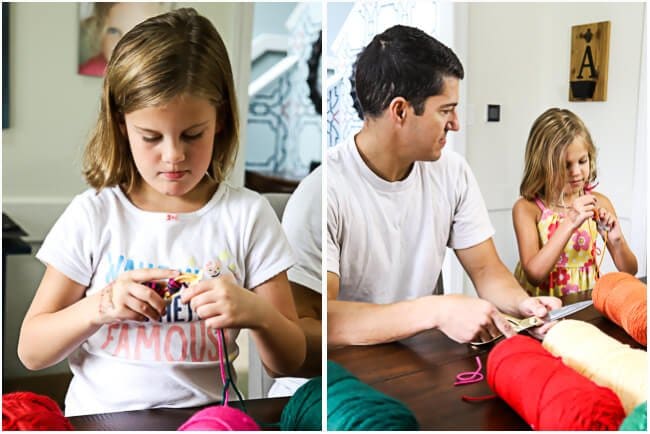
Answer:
[{"xmin": 454, "ymin": 356, "xmax": 485, "ymax": 386}]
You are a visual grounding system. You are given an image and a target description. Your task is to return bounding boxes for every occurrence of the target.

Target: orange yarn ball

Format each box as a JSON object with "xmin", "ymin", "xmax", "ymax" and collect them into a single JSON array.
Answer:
[
  {"xmin": 2, "ymin": 391, "xmax": 73, "ymax": 431},
  {"xmin": 593, "ymin": 272, "xmax": 647, "ymax": 346}
]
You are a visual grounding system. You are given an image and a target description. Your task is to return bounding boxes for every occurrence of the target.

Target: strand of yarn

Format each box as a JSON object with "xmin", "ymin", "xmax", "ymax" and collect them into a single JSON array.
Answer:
[
  {"xmin": 583, "ymin": 183, "xmax": 607, "ymax": 277},
  {"xmin": 488, "ymin": 334, "xmax": 626, "ymax": 430},
  {"xmin": 593, "ymin": 272, "xmax": 647, "ymax": 346},
  {"xmin": 455, "ymin": 356, "xmax": 498, "ymax": 402},
  {"xmin": 461, "ymin": 394, "xmax": 497, "ymax": 402},
  {"xmin": 216, "ymin": 328, "xmax": 230, "ymax": 405},
  {"xmin": 543, "ymin": 319, "xmax": 647, "ymax": 414},
  {"xmin": 327, "ymin": 360, "xmax": 419, "ymax": 430},
  {"xmin": 2, "ymin": 391, "xmax": 74, "ymax": 430},
  {"xmin": 619, "ymin": 401, "xmax": 647, "ymax": 431},
  {"xmin": 280, "ymin": 375, "xmax": 322, "ymax": 430},
  {"xmin": 594, "ymin": 227, "xmax": 608, "ymax": 276},
  {"xmin": 220, "ymin": 329, "xmax": 246, "ymax": 409},
  {"xmin": 454, "ymin": 356, "xmax": 484, "ymax": 386},
  {"xmin": 598, "ymin": 230, "xmax": 608, "ymax": 271},
  {"xmin": 178, "ymin": 329, "xmax": 255, "ymax": 431}
]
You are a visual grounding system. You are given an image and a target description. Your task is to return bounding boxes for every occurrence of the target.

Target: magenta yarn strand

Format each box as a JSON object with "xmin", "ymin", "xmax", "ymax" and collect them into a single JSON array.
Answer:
[{"xmin": 455, "ymin": 356, "xmax": 485, "ymax": 386}]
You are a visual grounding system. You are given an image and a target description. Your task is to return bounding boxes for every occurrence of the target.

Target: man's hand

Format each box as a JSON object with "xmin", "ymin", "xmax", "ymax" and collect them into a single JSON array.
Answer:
[
  {"xmin": 434, "ymin": 295, "xmax": 516, "ymax": 344},
  {"xmin": 517, "ymin": 296, "xmax": 562, "ymax": 339}
]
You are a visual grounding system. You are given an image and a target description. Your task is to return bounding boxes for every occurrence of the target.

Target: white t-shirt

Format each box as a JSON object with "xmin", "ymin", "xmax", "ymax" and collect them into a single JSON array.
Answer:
[
  {"xmin": 282, "ymin": 166, "xmax": 322, "ymax": 295},
  {"xmin": 269, "ymin": 167, "xmax": 322, "ymax": 398},
  {"xmin": 36, "ymin": 184, "xmax": 294, "ymax": 416},
  {"xmin": 327, "ymin": 135, "xmax": 494, "ymax": 303}
]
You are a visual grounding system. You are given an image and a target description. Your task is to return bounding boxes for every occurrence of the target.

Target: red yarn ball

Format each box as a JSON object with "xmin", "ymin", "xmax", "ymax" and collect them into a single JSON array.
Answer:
[
  {"xmin": 487, "ymin": 335, "xmax": 626, "ymax": 430},
  {"xmin": 178, "ymin": 405, "xmax": 260, "ymax": 431},
  {"xmin": 2, "ymin": 391, "xmax": 73, "ymax": 431}
]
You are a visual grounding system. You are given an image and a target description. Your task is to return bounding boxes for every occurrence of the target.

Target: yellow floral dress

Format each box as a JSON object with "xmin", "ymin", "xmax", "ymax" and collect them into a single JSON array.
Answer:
[{"xmin": 514, "ymin": 198, "xmax": 600, "ymax": 297}]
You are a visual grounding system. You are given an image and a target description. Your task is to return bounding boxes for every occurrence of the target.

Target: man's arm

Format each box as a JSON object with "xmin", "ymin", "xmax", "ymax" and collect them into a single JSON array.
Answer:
[
  {"xmin": 327, "ymin": 272, "xmax": 439, "ymax": 346},
  {"xmin": 327, "ymin": 272, "xmax": 516, "ymax": 346},
  {"xmin": 455, "ymin": 238, "xmax": 562, "ymax": 337},
  {"xmin": 289, "ymin": 282, "xmax": 321, "ymax": 377},
  {"xmin": 455, "ymin": 238, "xmax": 529, "ymax": 315}
]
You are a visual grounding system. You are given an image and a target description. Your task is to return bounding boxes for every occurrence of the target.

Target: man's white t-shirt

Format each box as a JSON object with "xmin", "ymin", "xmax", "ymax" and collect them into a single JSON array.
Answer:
[
  {"xmin": 36, "ymin": 184, "xmax": 294, "ymax": 416},
  {"xmin": 327, "ymin": 135, "xmax": 494, "ymax": 303},
  {"xmin": 269, "ymin": 167, "xmax": 322, "ymax": 397}
]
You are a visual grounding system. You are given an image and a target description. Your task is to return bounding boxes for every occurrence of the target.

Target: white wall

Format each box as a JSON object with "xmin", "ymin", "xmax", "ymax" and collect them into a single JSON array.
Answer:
[
  {"xmin": 2, "ymin": 2, "xmax": 253, "ymax": 379},
  {"xmin": 463, "ymin": 2, "xmax": 645, "ymax": 290}
]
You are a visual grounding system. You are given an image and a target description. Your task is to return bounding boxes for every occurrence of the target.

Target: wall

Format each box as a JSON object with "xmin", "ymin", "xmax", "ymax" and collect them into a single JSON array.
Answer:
[
  {"xmin": 246, "ymin": 3, "xmax": 322, "ymax": 177},
  {"xmin": 252, "ymin": 2, "xmax": 296, "ymax": 38},
  {"xmin": 2, "ymin": 2, "xmax": 253, "ymax": 379},
  {"xmin": 464, "ymin": 2, "xmax": 645, "ymax": 289}
]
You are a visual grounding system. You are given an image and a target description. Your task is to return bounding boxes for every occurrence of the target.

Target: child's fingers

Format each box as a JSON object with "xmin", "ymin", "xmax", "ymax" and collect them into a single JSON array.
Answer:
[
  {"xmin": 123, "ymin": 295, "xmax": 163, "ymax": 322},
  {"xmin": 132, "ymin": 284, "xmax": 167, "ymax": 315},
  {"xmin": 181, "ymin": 274, "xmax": 237, "ymax": 304},
  {"xmin": 195, "ymin": 303, "xmax": 226, "ymax": 323},
  {"xmin": 107, "ymin": 287, "xmax": 152, "ymax": 322},
  {"xmin": 123, "ymin": 268, "xmax": 180, "ymax": 283},
  {"xmin": 220, "ymin": 272, "xmax": 237, "ymax": 284},
  {"xmin": 187, "ymin": 290, "xmax": 221, "ymax": 314},
  {"xmin": 180, "ymin": 280, "xmax": 213, "ymax": 304}
]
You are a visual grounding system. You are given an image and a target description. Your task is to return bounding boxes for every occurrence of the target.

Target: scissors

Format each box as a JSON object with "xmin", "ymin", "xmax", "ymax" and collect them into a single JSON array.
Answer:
[{"xmin": 470, "ymin": 300, "xmax": 593, "ymax": 346}]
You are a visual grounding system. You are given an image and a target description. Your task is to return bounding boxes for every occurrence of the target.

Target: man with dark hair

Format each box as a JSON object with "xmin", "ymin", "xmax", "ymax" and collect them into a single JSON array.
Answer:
[{"xmin": 327, "ymin": 25, "xmax": 561, "ymax": 346}]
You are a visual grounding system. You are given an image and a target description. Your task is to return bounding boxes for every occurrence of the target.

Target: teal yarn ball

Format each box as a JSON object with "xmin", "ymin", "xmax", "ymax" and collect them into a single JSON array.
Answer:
[
  {"xmin": 327, "ymin": 360, "xmax": 419, "ymax": 431},
  {"xmin": 280, "ymin": 376, "xmax": 322, "ymax": 430},
  {"xmin": 620, "ymin": 401, "xmax": 647, "ymax": 431}
]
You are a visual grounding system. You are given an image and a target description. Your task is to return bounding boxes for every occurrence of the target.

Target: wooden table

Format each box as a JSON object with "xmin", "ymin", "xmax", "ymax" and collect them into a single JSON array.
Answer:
[
  {"xmin": 328, "ymin": 290, "xmax": 646, "ymax": 430},
  {"xmin": 69, "ymin": 397, "xmax": 289, "ymax": 430}
]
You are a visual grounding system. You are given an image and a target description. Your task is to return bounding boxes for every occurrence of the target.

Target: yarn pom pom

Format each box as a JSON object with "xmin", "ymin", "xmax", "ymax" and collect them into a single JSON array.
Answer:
[
  {"xmin": 593, "ymin": 272, "xmax": 647, "ymax": 346},
  {"xmin": 2, "ymin": 391, "xmax": 73, "ymax": 431},
  {"xmin": 280, "ymin": 375, "xmax": 321, "ymax": 430},
  {"xmin": 488, "ymin": 335, "xmax": 626, "ymax": 430},
  {"xmin": 327, "ymin": 360, "xmax": 419, "ymax": 430},
  {"xmin": 178, "ymin": 405, "xmax": 259, "ymax": 431},
  {"xmin": 620, "ymin": 401, "xmax": 647, "ymax": 431}
]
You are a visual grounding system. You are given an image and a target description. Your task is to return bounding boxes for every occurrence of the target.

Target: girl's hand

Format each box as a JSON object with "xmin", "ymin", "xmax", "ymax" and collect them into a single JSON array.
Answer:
[
  {"xmin": 97, "ymin": 268, "xmax": 178, "ymax": 325},
  {"xmin": 180, "ymin": 274, "xmax": 265, "ymax": 330},
  {"xmin": 567, "ymin": 194, "xmax": 597, "ymax": 229},
  {"xmin": 517, "ymin": 296, "xmax": 562, "ymax": 340},
  {"xmin": 595, "ymin": 207, "xmax": 622, "ymax": 241}
]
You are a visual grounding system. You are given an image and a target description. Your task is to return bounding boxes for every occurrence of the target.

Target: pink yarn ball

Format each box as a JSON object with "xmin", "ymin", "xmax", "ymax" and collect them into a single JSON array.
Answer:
[{"xmin": 178, "ymin": 405, "xmax": 260, "ymax": 431}]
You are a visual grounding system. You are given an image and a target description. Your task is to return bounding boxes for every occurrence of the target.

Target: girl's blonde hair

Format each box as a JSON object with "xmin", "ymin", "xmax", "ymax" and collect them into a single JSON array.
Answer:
[
  {"xmin": 83, "ymin": 8, "xmax": 239, "ymax": 192},
  {"xmin": 520, "ymin": 108, "xmax": 597, "ymax": 202}
]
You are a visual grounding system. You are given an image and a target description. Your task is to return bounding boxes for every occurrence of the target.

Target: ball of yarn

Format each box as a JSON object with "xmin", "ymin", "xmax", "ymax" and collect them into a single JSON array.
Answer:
[
  {"xmin": 593, "ymin": 272, "xmax": 647, "ymax": 346},
  {"xmin": 619, "ymin": 401, "xmax": 647, "ymax": 431},
  {"xmin": 2, "ymin": 391, "xmax": 73, "ymax": 431},
  {"xmin": 487, "ymin": 334, "xmax": 626, "ymax": 430},
  {"xmin": 327, "ymin": 360, "xmax": 418, "ymax": 430},
  {"xmin": 178, "ymin": 405, "xmax": 259, "ymax": 431},
  {"xmin": 280, "ymin": 375, "xmax": 321, "ymax": 430},
  {"xmin": 543, "ymin": 319, "xmax": 647, "ymax": 415}
]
